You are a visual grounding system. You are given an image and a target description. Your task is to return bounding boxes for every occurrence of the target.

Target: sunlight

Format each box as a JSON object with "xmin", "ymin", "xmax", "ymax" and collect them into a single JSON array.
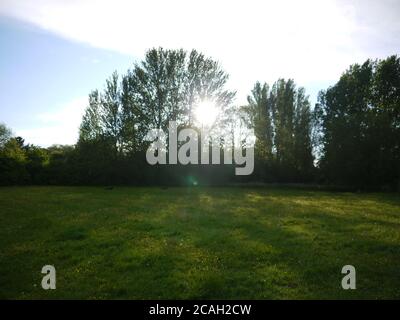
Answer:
[{"xmin": 194, "ymin": 100, "xmax": 219, "ymax": 127}]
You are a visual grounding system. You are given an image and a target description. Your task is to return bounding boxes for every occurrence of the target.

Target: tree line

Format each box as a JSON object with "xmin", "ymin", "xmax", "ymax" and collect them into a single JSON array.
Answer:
[{"xmin": 1, "ymin": 48, "xmax": 399, "ymax": 190}]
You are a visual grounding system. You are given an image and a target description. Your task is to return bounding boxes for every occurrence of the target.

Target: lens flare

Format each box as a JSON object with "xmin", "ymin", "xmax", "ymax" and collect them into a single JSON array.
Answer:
[{"xmin": 194, "ymin": 100, "xmax": 218, "ymax": 126}]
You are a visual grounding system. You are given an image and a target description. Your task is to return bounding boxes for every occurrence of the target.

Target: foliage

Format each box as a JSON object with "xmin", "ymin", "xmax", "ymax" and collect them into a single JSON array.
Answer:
[
  {"xmin": 315, "ymin": 55, "xmax": 400, "ymax": 189},
  {"xmin": 0, "ymin": 137, "xmax": 29, "ymax": 185},
  {"xmin": 242, "ymin": 79, "xmax": 314, "ymax": 182},
  {"xmin": 79, "ymin": 48, "xmax": 236, "ymax": 156},
  {"xmin": 0, "ymin": 123, "xmax": 12, "ymax": 147},
  {"xmin": 1, "ymin": 52, "xmax": 399, "ymax": 189}
]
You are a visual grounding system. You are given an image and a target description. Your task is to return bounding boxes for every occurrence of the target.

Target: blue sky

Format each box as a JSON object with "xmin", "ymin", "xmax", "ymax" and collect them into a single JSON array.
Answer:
[
  {"xmin": 0, "ymin": 18, "xmax": 134, "ymax": 146},
  {"xmin": 0, "ymin": 0, "xmax": 399, "ymax": 146}
]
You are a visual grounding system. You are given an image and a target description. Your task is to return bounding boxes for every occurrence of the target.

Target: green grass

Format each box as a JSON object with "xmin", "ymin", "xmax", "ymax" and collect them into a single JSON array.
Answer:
[{"xmin": 0, "ymin": 186, "xmax": 399, "ymax": 299}]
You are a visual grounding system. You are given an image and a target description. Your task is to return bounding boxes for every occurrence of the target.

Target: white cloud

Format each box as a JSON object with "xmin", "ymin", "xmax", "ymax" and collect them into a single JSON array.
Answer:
[
  {"xmin": 1, "ymin": 0, "xmax": 399, "ymax": 101},
  {"xmin": 16, "ymin": 97, "xmax": 87, "ymax": 146}
]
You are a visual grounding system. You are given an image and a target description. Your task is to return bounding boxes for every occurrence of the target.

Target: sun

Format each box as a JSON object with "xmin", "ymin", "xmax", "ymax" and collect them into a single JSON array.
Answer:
[{"xmin": 194, "ymin": 100, "xmax": 219, "ymax": 127}]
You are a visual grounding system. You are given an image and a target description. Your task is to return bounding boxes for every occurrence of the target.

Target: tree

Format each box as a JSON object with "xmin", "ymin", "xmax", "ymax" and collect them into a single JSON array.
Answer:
[
  {"xmin": 372, "ymin": 56, "xmax": 400, "ymax": 189},
  {"xmin": 77, "ymin": 48, "xmax": 237, "ymax": 185},
  {"xmin": 125, "ymin": 48, "xmax": 235, "ymax": 132},
  {"xmin": 101, "ymin": 71, "xmax": 122, "ymax": 153},
  {"xmin": 25, "ymin": 145, "xmax": 49, "ymax": 184},
  {"xmin": 293, "ymin": 87, "xmax": 314, "ymax": 180},
  {"xmin": 270, "ymin": 79, "xmax": 296, "ymax": 166},
  {"xmin": 315, "ymin": 55, "xmax": 400, "ymax": 189},
  {"xmin": 80, "ymin": 90, "xmax": 103, "ymax": 141},
  {"xmin": 80, "ymin": 48, "xmax": 235, "ymax": 150},
  {"xmin": 244, "ymin": 82, "xmax": 273, "ymax": 159},
  {"xmin": 0, "ymin": 137, "xmax": 29, "ymax": 185},
  {"xmin": 0, "ymin": 123, "xmax": 12, "ymax": 147},
  {"xmin": 273, "ymin": 79, "xmax": 314, "ymax": 181},
  {"xmin": 241, "ymin": 79, "xmax": 314, "ymax": 182}
]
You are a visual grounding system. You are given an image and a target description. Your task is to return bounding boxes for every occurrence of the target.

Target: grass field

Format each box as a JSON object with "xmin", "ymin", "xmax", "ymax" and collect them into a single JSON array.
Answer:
[{"xmin": 0, "ymin": 186, "xmax": 399, "ymax": 299}]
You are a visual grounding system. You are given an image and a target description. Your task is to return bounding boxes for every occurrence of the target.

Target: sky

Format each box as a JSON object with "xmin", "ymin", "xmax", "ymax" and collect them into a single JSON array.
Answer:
[{"xmin": 0, "ymin": 0, "xmax": 399, "ymax": 146}]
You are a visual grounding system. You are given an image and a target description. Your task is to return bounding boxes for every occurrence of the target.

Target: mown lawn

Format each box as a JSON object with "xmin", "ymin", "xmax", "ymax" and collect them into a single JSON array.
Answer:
[{"xmin": 0, "ymin": 186, "xmax": 399, "ymax": 299}]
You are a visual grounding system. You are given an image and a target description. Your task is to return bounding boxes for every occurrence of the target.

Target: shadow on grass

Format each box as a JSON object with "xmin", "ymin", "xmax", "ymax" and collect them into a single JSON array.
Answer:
[{"xmin": 0, "ymin": 186, "xmax": 399, "ymax": 299}]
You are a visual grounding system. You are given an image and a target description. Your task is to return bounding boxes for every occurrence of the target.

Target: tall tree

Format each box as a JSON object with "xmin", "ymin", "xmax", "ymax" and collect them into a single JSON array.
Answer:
[
  {"xmin": 0, "ymin": 137, "xmax": 29, "ymax": 185},
  {"xmin": 315, "ymin": 55, "xmax": 400, "ymax": 189},
  {"xmin": 293, "ymin": 87, "xmax": 314, "ymax": 178},
  {"xmin": 79, "ymin": 48, "xmax": 236, "ymax": 154},
  {"xmin": 101, "ymin": 71, "xmax": 122, "ymax": 152},
  {"xmin": 270, "ymin": 79, "xmax": 296, "ymax": 165},
  {"xmin": 79, "ymin": 90, "xmax": 103, "ymax": 141},
  {"xmin": 244, "ymin": 82, "xmax": 273, "ymax": 159},
  {"xmin": 243, "ymin": 79, "xmax": 314, "ymax": 181},
  {"xmin": 0, "ymin": 123, "xmax": 12, "ymax": 147}
]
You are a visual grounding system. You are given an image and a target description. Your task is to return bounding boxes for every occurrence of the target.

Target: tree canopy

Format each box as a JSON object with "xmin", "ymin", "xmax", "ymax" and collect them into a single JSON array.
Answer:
[
  {"xmin": 315, "ymin": 55, "xmax": 400, "ymax": 189},
  {"xmin": 1, "ymin": 51, "xmax": 399, "ymax": 190}
]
